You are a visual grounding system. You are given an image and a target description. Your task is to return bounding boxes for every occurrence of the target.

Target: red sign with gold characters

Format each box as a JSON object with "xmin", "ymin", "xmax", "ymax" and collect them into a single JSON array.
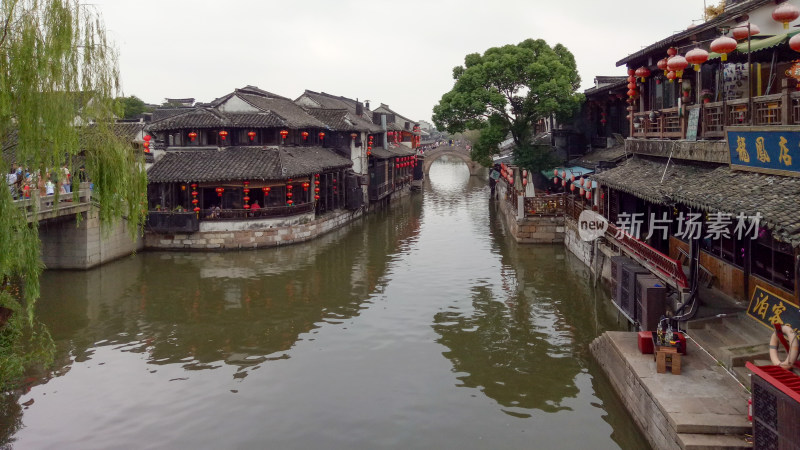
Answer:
[
  {"xmin": 787, "ymin": 61, "xmax": 800, "ymax": 88},
  {"xmin": 747, "ymin": 285, "xmax": 800, "ymax": 332}
]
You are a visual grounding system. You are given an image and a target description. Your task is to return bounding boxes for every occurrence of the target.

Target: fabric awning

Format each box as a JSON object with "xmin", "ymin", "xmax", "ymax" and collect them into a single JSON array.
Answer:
[{"xmin": 708, "ymin": 31, "xmax": 800, "ymax": 60}]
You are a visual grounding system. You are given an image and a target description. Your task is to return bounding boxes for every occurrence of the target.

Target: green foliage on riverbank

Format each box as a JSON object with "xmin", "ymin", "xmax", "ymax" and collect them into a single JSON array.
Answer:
[
  {"xmin": 0, "ymin": 0, "xmax": 147, "ymax": 390},
  {"xmin": 432, "ymin": 39, "xmax": 583, "ymax": 172}
]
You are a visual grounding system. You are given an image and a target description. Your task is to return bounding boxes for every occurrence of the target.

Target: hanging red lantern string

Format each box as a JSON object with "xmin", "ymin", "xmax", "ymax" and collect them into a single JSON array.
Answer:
[
  {"xmin": 773, "ymin": 2, "xmax": 800, "ymax": 29},
  {"xmin": 667, "ymin": 47, "xmax": 677, "ymax": 57},
  {"xmin": 216, "ymin": 187, "xmax": 224, "ymax": 197},
  {"xmin": 710, "ymin": 36, "xmax": 737, "ymax": 62},
  {"xmin": 667, "ymin": 54, "xmax": 688, "ymax": 79},
  {"xmin": 219, "ymin": 130, "xmax": 228, "ymax": 141},
  {"xmin": 262, "ymin": 186, "xmax": 271, "ymax": 195},
  {"xmin": 247, "ymin": 131, "xmax": 256, "ymax": 141},
  {"xmin": 635, "ymin": 66, "xmax": 650, "ymax": 83},
  {"xmin": 657, "ymin": 58, "xmax": 668, "ymax": 76},
  {"xmin": 685, "ymin": 48, "xmax": 709, "ymax": 72},
  {"xmin": 732, "ymin": 22, "xmax": 760, "ymax": 41},
  {"xmin": 188, "ymin": 132, "xmax": 197, "ymax": 142},
  {"xmin": 280, "ymin": 130, "xmax": 289, "ymax": 140},
  {"xmin": 302, "ymin": 131, "xmax": 309, "ymax": 140},
  {"xmin": 319, "ymin": 132, "xmax": 325, "ymax": 140}
]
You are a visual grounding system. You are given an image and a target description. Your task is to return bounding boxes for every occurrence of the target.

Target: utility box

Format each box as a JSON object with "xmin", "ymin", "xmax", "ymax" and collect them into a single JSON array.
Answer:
[{"xmin": 636, "ymin": 275, "xmax": 667, "ymax": 332}]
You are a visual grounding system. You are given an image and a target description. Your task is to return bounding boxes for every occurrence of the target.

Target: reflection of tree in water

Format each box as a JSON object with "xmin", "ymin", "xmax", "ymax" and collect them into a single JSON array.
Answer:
[
  {"xmin": 433, "ymin": 284, "xmax": 581, "ymax": 414},
  {"xmin": 0, "ymin": 394, "xmax": 22, "ymax": 447}
]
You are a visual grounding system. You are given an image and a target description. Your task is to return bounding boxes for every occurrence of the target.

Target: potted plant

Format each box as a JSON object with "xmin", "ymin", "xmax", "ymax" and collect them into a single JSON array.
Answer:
[{"xmin": 700, "ymin": 89, "xmax": 713, "ymax": 104}]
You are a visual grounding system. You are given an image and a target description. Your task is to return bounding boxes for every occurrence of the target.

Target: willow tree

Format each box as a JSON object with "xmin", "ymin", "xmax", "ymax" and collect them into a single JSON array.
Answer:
[
  {"xmin": 432, "ymin": 39, "xmax": 583, "ymax": 171},
  {"xmin": 0, "ymin": 0, "xmax": 147, "ymax": 389}
]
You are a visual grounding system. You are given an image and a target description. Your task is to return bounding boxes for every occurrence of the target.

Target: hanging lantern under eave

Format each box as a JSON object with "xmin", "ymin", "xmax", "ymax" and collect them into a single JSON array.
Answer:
[
  {"xmin": 192, "ymin": 198, "xmax": 198, "ymax": 205},
  {"xmin": 553, "ymin": 177, "xmax": 559, "ymax": 185},
  {"xmin": 193, "ymin": 207, "xmax": 201, "ymax": 213},
  {"xmin": 732, "ymin": 22, "xmax": 761, "ymax": 41},
  {"xmin": 314, "ymin": 187, "xmax": 320, "ymax": 193},
  {"xmin": 685, "ymin": 48, "xmax": 709, "ymax": 72},
  {"xmin": 627, "ymin": 81, "xmax": 637, "ymax": 90},
  {"xmin": 586, "ymin": 191, "xmax": 592, "ymax": 200},
  {"xmin": 302, "ymin": 131, "xmax": 309, "ymax": 140},
  {"xmin": 791, "ymin": 33, "xmax": 800, "ymax": 52},
  {"xmin": 580, "ymin": 186, "xmax": 585, "ymax": 195},
  {"xmin": 627, "ymin": 75, "xmax": 636, "ymax": 83},
  {"xmin": 657, "ymin": 58, "xmax": 669, "ymax": 76},
  {"xmin": 710, "ymin": 36, "xmax": 737, "ymax": 62},
  {"xmin": 247, "ymin": 131, "xmax": 256, "ymax": 141},
  {"xmin": 216, "ymin": 187, "xmax": 224, "ymax": 197},
  {"xmin": 627, "ymin": 88, "xmax": 637, "ymax": 97},
  {"xmin": 635, "ymin": 66, "xmax": 651, "ymax": 82},
  {"xmin": 219, "ymin": 130, "xmax": 228, "ymax": 141},
  {"xmin": 553, "ymin": 169, "xmax": 558, "ymax": 176},
  {"xmin": 561, "ymin": 170, "xmax": 566, "ymax": 178},
  {"xmin": 351, "ymin": 133, "xmax": 358, "ymax": 140},
  {"xmin": 667, "ymin": 70, "xmax": 677, "ymax": 82},
  {"xmin": 243, "ymin": 196, "xmax": 250, "ymax": 203},
  {"xmin": 627, "ymin": 68, "xmax": 635, "ymax": 76},
  {"xmin": 280, "ymin": 130, "xmax": 289, "ymax": 140},
  {"xmin": 262, "ymin": 186, "xmax": 271, "ymax": 195},
  {"xmin": 319, "ymin": 132, "xmax": 326, "ymax": 140},
  {"xmin": 562, "ymin": 179, "xmax": 567, "ymax": 187},
  {"xmin": 188, "ymin": 132, "xmax": 197, "ymax": 142},
  {"xmin": 667, "ymin": 55, "xmax": 688, "ymax": 79},
  {"xmin": 773, "ymin": 2, "xmax": 800, "ymax": 29},
  {"xmin": 667, "ymin": 47, "xmax": 677, "ymax": 57}
]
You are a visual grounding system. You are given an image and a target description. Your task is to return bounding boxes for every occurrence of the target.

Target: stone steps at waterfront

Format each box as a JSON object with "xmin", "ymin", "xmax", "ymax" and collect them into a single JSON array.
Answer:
[
  {"xmin": 591, "ymin": 332, "xmax": 752, "ymax": 450},
  {"xmin": 686, "ymin": 313, "xmax": 773, "ymax": 386},
  {"xmin": 679, "ymin": 433, "xmax": 752, "ymax": 450}
]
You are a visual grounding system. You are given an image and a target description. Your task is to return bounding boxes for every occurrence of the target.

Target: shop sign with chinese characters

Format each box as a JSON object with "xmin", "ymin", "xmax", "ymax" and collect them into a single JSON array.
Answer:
[
  {"xmin": 727, "ymin": 126, "xmax": 800, "ymax": 177},
  {"xmin": 747, "ymin": 285, "xmax": 800, "ymax": 331}
]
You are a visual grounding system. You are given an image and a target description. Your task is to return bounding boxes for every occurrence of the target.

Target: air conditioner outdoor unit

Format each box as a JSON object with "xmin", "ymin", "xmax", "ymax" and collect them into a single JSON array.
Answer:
[
  {"xmin": 611, "ymin": 257, "xmax": 650, "ymax": 324},
  {"xmin": 635, "ymin": 275, "xmax": 667, "ymax": 331}
]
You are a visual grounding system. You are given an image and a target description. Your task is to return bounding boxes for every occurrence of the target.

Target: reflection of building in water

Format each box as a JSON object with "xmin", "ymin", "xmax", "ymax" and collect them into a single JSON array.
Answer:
[{"xmin": 34, "ymin": 192, "xmax": 422, "ymax": 381}]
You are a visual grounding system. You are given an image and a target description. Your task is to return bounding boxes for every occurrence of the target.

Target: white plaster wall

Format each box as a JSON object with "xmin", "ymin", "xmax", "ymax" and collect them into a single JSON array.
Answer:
[{"xmin": 217, "ymin": 95, "xmax": 260, "ymax": 113}]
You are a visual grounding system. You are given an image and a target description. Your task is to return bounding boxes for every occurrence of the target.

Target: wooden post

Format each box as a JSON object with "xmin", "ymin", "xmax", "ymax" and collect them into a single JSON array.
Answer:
[{"xmin": 781, "ymin": 78, "xmax": 790, "ymax": 125}]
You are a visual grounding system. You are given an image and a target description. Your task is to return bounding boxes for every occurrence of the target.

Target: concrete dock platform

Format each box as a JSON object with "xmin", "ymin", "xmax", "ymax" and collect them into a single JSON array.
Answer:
[{"xmin": 591, "ymin": 331, "xmax": 752, "ymax": 450}]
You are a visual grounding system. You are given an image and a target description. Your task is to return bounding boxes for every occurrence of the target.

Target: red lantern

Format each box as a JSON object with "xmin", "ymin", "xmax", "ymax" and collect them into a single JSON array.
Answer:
[
  {"xmin": 280, "ymin": 130, "xmax": 289, "ymax": 139},
  {"xmin": 314, "ymin": 173, "xmax": 319, "ymax": 179},
  {"xmin": 193, "ymin": 207, "xmax": 201, "ymax": 213},
  {"xmin": 319, "ymin": 132, "xmax": 325, "ymax": 140},
  {"xmin": 314, "ymin": 187, "xmax": 320, "ymax": 193},
  {"xmin": 216, "ymin": 187, "xmax": 224, "ymax": 197},
  {"xmin": 667, "ymin": 55, "xmax": 688, "ymax": 78},
  {"xmin": 627, "ymin": 81, "xmax": 636, "ymax": 90},
  {"xmin": 570, "ymin": 183, "xmax": 575, "ymax": 192},
  {"xmin": 774, "ymin": 2, "xmax": 800, "ymax": 29},
  {"xmin": 580, "ymin": 186, "xmax": 585, "ymax": 196},
  {"xmin": 562, "ymin": 179, "xmax": 566, "ymax": 187},
  {"xmin": 314, "ymin": 180, "xmax": 320, "ymax": 186},
  {"xmin": 314, "ymin": 195, "xmax": 320, "ymax": 200},
  {"xmin": 286, "ymin": 184, "xmax": 293, "ymax": 190},
  {"xmin": 188, "ymin": 132, "xmax": 197, "ymax": 142},
  {"xmin": 553, "ymin": 177, "xmax": 559, "ymax": 185},
  {"xmin": 685, "ymin": 48, "xmax": 708, "ymax": 72},
  {"xmin": 586, "ymin": 190, "xmax": 592, "ymax": 200},
  {"xmin": 666, "ymin": 70, "xmax": 677, "ymax": 82},
  {"xmin": 302, "ymin": 131, "xmax": 309, "ymax": 140},
  {"xmin": 192, "ymin": 198, "xmax": 199, "ymax": 205},
  {"xmin": 219, "ymin": 130, "xmax": 228, "ymax": 140},
  {"xmin": 791, "ymin": 33, "xmax": 800, "ymax": 52},
  {"xmin": 243, "ymin": 196, "xmax": 250, "ymax": 202},
  {"xmin": 144, "ymin": 135, "xmax": 151, "ymax": 142},
  {"xmin": 732, "ymin": 22, "xmax": 760, "ymax": 41},
  {"xmin": 191, "ymin": 190, "xmax": 198, "ymax": 197},
  {"xmin": 248, "ymin": 131, "xmax": 256, "ymax": 141},
  {"xmin": 553, "ymin": 169, "xmax": 558, "ymax": 176},
  {"xmin": 627, "ymin": 68, "xmax": 635, "ymax": 76},
  {"xmin": 243, "ymin": 180, "xmax": 249, "ymax": 187},
  {"xmin": 627, "ymin": 88, "xmax": 637, "ymax": 97},
  {"xmin": 262, "ymin": 186, "xmax": 271, "ymax": 194},
  {"xmin": 388, "ymin": 131, "xmax": 394, "ymax": 136},
  {"xmin": 635, "ymin": 66, "xmax": 650, "ymax": 82},
  {"xmin": 244, "ymin": 204, "xmax": 250, "ymax": 209},
  {"xmin": 191, "ymin": 183, "xmax": 197, "ymax": 189},
  {"xmin": 710, "ymin": 36, "xmax": 737, "ymax": 62},
  {"xmin": 287, "ymin": 192, "xmax": 293, "ymax": 198},
  {"xmin": 667, "ymin": 47, "xmax": 677, "ymax": 57},
  {"xmin": 287, "ymin": 200, "xmax": 294, "ymax": 206},
  {"xmin": 657, "ymin": 58, "xmax": 668, "ymax": 75}
]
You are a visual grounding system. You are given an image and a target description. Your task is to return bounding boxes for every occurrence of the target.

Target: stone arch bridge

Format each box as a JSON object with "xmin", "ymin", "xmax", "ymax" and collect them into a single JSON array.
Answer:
[{"xmin": 422, "ymin": 145, "xmax": 483, "ymax": 176}]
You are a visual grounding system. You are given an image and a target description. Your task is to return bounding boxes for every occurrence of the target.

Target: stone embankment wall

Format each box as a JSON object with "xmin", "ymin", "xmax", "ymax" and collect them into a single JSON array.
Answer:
[
  {"xmin": 40, "ymin": 209, "xmax": 143, "ymax": 270},
  {"xmin": 495, "ymin": 185, "xmax": 565, "ymax": 244},
  {"xmin": 145, "ymin": 209, "xmax": 363, "ymax": 250},
  {"xmin": 564, "ymin": 218, "xmax": 615, "ymax": 285},
  {"xmin": 591, "ymin": 333, "xmax": 682, "ymax": 450}
]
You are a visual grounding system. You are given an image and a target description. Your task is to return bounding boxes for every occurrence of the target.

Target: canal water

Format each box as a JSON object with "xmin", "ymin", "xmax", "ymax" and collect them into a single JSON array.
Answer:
[{"xmin": 2, "ymin": 156, "xmax": 649, "ymax": 449}]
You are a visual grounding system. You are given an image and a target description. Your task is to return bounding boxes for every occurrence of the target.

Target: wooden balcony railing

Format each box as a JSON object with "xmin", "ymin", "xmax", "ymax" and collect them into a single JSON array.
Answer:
[
  {"xmin": 606, "ymin": 222, "xmax": 689, "ymax": 289},
  {"xmin": 632, "ymin": 81, "xmax": 800, "ymax": 141}
]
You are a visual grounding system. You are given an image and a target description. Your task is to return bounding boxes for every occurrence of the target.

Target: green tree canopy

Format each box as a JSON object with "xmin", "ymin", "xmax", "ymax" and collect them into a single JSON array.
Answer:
[
  {"xmin": 0, "ymin": 0, "xmax": 147, "ymax": 390},
  {"xmin": 115, "ymin": 95, "xmax": 148, "ymax": 119},
  {"xmin": 432, "ymin": 39, "xmax": 583, "ymax": 170}
]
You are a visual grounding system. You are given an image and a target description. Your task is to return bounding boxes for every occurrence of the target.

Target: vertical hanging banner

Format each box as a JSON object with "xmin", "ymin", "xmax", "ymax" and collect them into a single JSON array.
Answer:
[{"xmin": 727, "ymin": 126, "xmax": 800, "ymax": 177}]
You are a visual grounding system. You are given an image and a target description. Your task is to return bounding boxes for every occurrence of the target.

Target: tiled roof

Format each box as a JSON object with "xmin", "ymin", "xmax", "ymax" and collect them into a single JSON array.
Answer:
[
  {"xmin": 112, "ymin": 122, "xmax": 145, "ymax": 141},
  {"xmin": 305, "ymin": 108, "xmax": 382, "ymax": 133},
  {"xmin": 237, "ymin": 93, "xmax": 326, "ymax": 128},
  {"xmin": 592, "ymin": 156, "xmax": 800, "ymax": 245},
  {"xmin": 147, "ymin": 108, "xmax": 286, "ymax": 132},
  {"xmin": 297, "ymin": 91, "xmax": 383, "ymax": 132},
  {"xmin": 152, "ymin": 107, "xmax": 195, "ymax": 122},
  {"xmin": 570, "ymin": 144, "xmax": 628, "ymax": 169},
  {"xmin": 616, "ymin": 0, "xmax": 771, "ymax": 67},
  {"xmin": 146, "ymin": 146, "xmax": 352, "ymax": 183},
  {"xmin": 374, "ymin": 104, "xmax": 418, "ymax": 133},
  {"xmin": 369, "ymin": 147, "xmax": 395, "ymax": 160},
  {"xmin": 584, "ymin": 77, "xmax": 627, "ymax": 96}
]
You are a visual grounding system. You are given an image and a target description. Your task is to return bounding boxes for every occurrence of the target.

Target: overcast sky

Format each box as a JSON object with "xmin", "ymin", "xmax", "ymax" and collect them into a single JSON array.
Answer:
[{"xmin": 89, "ymin": 0, "xmax": 707, "ymax": 123}]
